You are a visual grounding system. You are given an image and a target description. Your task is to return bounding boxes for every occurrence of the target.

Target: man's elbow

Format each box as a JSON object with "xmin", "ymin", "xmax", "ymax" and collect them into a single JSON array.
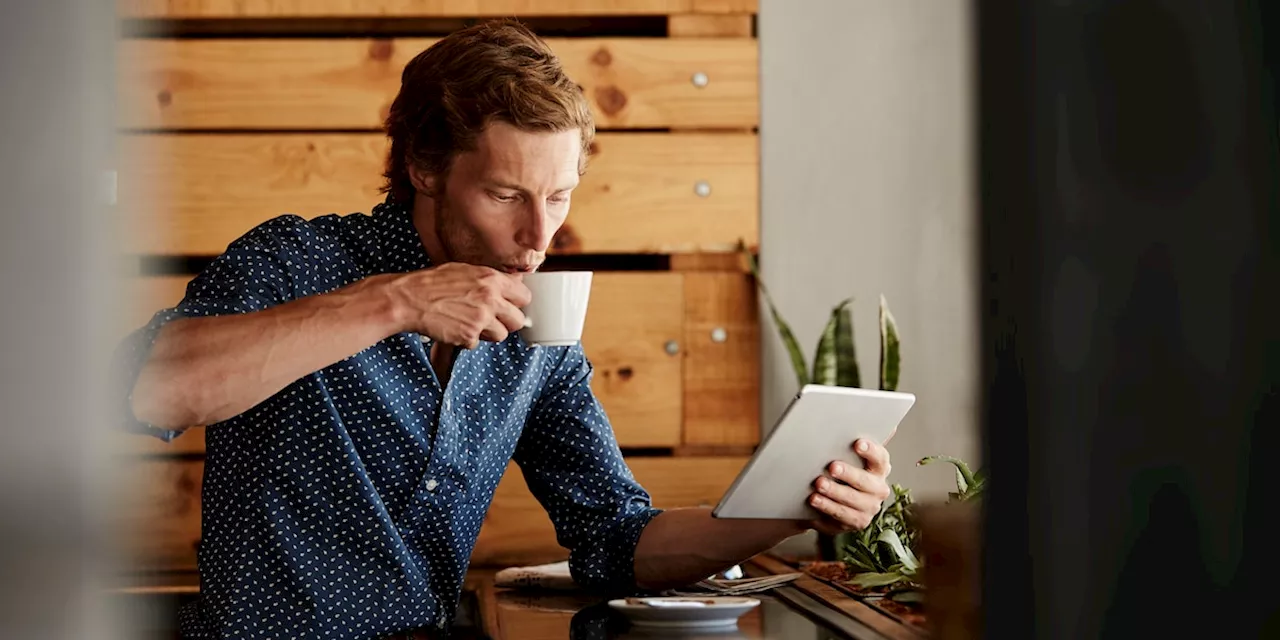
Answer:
[{"xmin": 130, "ymin": 362, "xmax": 201, "ymax": 431}]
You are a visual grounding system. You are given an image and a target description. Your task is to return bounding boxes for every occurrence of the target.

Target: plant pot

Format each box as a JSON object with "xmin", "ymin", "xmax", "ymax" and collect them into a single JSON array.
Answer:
[
  {"xmin": 817, "ymin": 531, "xmax": 855, "ymax": 561},
  {"xmin": 817, "ymin": 532, "xmax": 838, "ymax": 560}
]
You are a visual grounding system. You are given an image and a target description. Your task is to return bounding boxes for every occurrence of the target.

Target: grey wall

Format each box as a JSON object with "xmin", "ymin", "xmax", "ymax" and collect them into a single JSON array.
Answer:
[
  {"xmin": 759, "ymin": 0, "xmax": 979, "ymax": 501},
  {"xmin": 1, "ymin": 1, "xmax": 120, "ymax": 637}
]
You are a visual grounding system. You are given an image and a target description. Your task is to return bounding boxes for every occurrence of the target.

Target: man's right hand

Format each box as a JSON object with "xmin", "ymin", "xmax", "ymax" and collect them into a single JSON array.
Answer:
[{"xmin": 383, "ymin": 263, "xmax": 533, "ymax": 349}]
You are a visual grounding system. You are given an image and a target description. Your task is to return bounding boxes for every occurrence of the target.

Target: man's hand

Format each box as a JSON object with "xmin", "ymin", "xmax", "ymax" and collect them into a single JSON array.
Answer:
[
  {"xmin": 807, "ymin": 439, "xmax": 893, "ymax": 535},
  {"xmin": 384, "ymin": 263, "xmax": 532, "ymax": 348}
]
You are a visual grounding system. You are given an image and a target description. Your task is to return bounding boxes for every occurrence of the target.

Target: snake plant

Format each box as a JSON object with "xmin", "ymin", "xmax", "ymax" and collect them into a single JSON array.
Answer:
[
  {"xmin": 741, "ymin": 242, "xmax": 900, "ymax": 393},
  {"xmin": 742, "ymin": 242, "xmax": 986, "ymax": 595}
]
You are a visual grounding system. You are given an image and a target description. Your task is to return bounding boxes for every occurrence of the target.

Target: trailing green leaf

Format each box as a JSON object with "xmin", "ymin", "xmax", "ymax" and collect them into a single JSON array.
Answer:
[
  {"xmin": 876, "ymin": 529, "xmax": 920, "ymax": 572},
  {"xmin": 890, "ymin": 590, "xmax": 926, "ymax": 604},
  {"xmin": 740, "ymin": 241, "xmax": 809, "ymax": 386},
  {"xmin": 839, "ymin": 483, "xmax": 917, "ymax": 580},
  {"xmin": 849, "ymin": 571, "xmax": 912, "ymax": 589},
  {"xmin": 919, "ymin": 455, "xmax": 988, "ymax": 502},
  {"xmin": 840, "ymin": 542, "xmax": 881, "ymax": 573},
  {"xmin": 917, "ymin": 455, "xmax": 977, "ymax": 490},
  {"xmin": 879, "ymin": 295, "xmax": 901, "ymax": 391}
]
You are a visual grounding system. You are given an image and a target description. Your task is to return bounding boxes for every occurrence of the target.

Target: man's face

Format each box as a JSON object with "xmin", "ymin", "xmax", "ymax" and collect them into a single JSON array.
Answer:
[{"xmin": 411, "ymin": 121, "xmax": 582, "ymax": 274}]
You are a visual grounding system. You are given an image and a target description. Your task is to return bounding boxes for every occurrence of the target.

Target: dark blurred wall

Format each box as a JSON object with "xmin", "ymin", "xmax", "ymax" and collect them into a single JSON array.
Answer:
[{"xmin": 980, "ymin": 0, "xmax": 1280, "ymax": 637}]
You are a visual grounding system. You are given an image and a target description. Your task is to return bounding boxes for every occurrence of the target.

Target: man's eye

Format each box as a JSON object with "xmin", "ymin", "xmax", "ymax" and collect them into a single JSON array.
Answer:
[
  {"xmin": 548, "ymin": 194, "xmax": 570, "ymax": 204},
  {"xmin": 492, "ymin": 193, "xmax": 518, "ymax": 203}
]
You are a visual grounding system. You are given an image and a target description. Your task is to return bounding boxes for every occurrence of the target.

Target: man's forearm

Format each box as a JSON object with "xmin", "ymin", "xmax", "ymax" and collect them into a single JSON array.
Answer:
[
  {"xmin": 632, "ymin": 508, "xmax": 808, "ymax": 591},
  {"xmin": 130, "ymin": 274, "xmax": 403, "ymax": 430}
]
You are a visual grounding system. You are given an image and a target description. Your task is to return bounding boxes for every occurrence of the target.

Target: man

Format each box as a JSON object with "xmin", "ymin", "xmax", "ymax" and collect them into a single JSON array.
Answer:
[{"xmin": 117, "ymin": 20, "xmax": 893, "ymax": 639}]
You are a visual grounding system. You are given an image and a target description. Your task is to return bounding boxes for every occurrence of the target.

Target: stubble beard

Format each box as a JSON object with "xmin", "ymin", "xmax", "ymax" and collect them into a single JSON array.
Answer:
[{"xmin": 433, "ymin": 191, "xmax": 495, "ymax": 269}]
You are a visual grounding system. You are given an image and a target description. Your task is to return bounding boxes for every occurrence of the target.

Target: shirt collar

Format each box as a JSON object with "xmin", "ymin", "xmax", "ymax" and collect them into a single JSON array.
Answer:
[{"xmin": 372, "ymin": 194, "xmax": 433, "ymax": 273}]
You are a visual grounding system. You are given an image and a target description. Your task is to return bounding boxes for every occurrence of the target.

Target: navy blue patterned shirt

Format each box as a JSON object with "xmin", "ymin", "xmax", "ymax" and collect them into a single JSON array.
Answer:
[{"xmin": 114, "ymin": 198, "xmax": 663, "ymax": 639}]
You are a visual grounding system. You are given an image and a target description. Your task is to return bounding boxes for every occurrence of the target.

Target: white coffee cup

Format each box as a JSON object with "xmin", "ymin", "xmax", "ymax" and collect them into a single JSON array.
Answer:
[{"xmin": 520, "ymin": 271, "xmax": 592, "ymax": 347}]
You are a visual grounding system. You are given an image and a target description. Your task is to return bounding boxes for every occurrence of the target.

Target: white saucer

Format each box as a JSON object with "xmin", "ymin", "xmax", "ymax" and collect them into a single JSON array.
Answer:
[{"xmin": 607, "ymin": 596, "xmax": 760, "ymax": 629}]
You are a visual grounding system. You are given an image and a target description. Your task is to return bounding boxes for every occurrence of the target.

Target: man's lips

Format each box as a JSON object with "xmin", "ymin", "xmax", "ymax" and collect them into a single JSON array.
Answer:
[{"xmin": 502, "ymin": 264, "xmax": 538, "ymax": 274}]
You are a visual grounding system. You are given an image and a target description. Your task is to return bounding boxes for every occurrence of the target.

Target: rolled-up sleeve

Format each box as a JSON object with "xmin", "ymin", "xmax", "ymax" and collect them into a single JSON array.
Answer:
[
  {"xmin": 111, "ymin": 216, "xmax": 305, "ymax": 441},
  {"xmin": 512, "ymin": 345, "xmax": 663, "ymax": 594}
]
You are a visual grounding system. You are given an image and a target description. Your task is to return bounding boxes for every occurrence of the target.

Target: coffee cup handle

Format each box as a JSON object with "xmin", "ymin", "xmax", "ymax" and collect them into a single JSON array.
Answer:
[{"xmin": 522, "ymin": 317, "xmax": 534, "ymax": 329}]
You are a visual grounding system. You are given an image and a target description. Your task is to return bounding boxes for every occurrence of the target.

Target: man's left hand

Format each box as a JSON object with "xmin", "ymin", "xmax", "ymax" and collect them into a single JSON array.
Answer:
[{"xmin": 807, "ymin": 439, "xmax": 892, "ymax": 535}]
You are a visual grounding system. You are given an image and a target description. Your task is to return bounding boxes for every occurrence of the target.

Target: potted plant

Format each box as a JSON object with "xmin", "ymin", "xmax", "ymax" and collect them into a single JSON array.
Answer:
[
  {"xmin": 742, "ymin": 243, "xmax": 985, "ymax": 598},
  {"xmin": 741, "ymin": 243, "xmax": 903, "ymax": 561}
]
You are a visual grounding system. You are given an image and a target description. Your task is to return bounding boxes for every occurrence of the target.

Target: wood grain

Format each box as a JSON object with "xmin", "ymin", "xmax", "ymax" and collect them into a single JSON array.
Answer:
[
  {"xmin": 114, "ymin": 458, "xmax": 204, "ymax": 571},
  {"xmin": 682, "ymin": 272, "xmax": 760, "ymax": 446},
  {"xmin": 579, "ymin": 273, "xmax": 684, "ymax": 446},
  {"xmin": 119, "ymin": 38, "xmax": 758, "ymax": 130},
  {"xmin": 115, "ymin": 272, "xmax": 685, "ymax": 449},
  {"xmin": 118, "ymin": 132, "xmax": 758, "ymax": 255},
  {"xmin": 472, "ymin": 456, "xmax": 746, "ymax": 565},
  {"xmin": 119, "ymin": 0, "xmax": 759, "ymax": 18},
  {"xmin": 668, "ymin": 14, "xmax": 752, "ymax": 37},
  {"xmin": 789, "ymin": 575, "xmax": 925, "ymax": 639},
  {"xmin": 116, "ymin": 456, "xmax": 747, "ymax": 571},
  {"xmin": 669, "ymin": 251, "xmax": 749, "ymax": 271}
]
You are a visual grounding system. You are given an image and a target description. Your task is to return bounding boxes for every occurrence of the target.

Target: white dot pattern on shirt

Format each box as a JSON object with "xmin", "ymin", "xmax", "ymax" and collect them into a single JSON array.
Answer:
[{"xmin": 113, "ymin": 200, "xmax": 663, "ymax": 639}]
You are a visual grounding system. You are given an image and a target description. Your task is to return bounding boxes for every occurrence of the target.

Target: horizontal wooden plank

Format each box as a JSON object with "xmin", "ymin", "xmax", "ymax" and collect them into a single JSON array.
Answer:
[
  {"xmin": 119, "ymin": 38, "xmax": 758, "ymax": 130},
  {"xmin": 116, "ymin": 272, "xmax": 685, "ymax": 449},
  {"xmin": 118, "ymin": 132, "xmax": 758, "ymax": 255},
  {"xmin": 114, "ymin": 456, "xmax": 746, "ymax": 571},
  {"xmin": 667, "ymin": 14, "xmax": 752, "ymax": 37},
  {"xmin": 669, "ymin": 251, "xmax": 749, "ymax": 271},
  {"xmin": 119, "ymin": 0, "xmax": 758, "ymax": 19}
]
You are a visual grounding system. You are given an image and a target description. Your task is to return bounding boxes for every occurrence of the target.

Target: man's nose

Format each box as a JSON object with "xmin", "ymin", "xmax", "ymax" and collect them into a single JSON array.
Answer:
[{"xmin": 516, "ymin": 200, "xmax": 553, "ymax": 252}]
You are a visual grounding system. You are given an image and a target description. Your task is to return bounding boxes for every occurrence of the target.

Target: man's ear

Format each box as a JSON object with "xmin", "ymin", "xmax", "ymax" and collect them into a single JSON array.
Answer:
[{"xmin": 407, "ymin": 163, "xmax": 440, "ymax": 197}]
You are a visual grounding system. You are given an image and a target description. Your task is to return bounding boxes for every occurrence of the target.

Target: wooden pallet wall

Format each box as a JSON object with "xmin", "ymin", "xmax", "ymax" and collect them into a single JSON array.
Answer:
[{"xmin": 114, "ymin": 0, "xmax": 760, "ymax": 576}]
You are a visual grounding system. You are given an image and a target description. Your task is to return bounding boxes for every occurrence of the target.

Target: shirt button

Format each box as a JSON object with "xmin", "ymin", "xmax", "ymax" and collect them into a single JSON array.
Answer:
[
  {"xmin": 443, "ymin": 399, "xmax": 452, "ymax": 412},
  {"xmin": 436, "ymin": 618, "xmax": 448, "ymax": 630},
  {"xmin": 425, "ymin": 479, "xmax": 439, "ymax": 492}
]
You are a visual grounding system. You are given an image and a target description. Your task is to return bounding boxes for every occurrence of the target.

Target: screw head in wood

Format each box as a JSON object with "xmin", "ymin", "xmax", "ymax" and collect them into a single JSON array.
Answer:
[
  {"xmin": 664, "ymin": 340, "xmax": 680, "ymax": 356},
  {"xmin": 691, "ymin": 71, "xmax": 709, "ymax": 88},
  {"xmin": 694, "ymin": 181, "xmax": 712, "ymax": 198},
  {"xmin": 711, "ymin": 327, "xmax": 728, "ymax": 343}
]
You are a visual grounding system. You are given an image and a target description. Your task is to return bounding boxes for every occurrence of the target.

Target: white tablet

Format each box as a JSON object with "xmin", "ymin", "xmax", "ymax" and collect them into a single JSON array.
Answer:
[{"xmin": 712, "ymin": 384, "xmax": 916, "ymax": 520}]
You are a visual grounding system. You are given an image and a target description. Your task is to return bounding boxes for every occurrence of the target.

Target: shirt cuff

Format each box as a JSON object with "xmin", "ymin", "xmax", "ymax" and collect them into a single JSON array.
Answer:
[
  {"xmin": 113, "ymin": 308, "xmax": 188, "ymax": 442},
  {"xmin": 568, "ymin": 505, "xmax": 664, "ymax": 596}
]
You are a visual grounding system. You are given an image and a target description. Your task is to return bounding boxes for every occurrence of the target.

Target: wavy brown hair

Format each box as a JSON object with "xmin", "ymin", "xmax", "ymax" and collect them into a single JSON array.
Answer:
[{"xmin": 381, "ymin": 19, "xmax": 595, "ymax": 204}]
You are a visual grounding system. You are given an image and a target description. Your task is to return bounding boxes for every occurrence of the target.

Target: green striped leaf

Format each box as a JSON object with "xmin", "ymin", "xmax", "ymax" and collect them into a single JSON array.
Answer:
[
  {"xmin": 878, "ymin": 294, "xmax": 901, "ymax": 392},
  {"xmin": 741, "ymin": 242, "xmax": 809, "ymax": 386},
  {"xmin": 812, "ymin": 298, "xmax": 855, "ymax": 386},
  {"xmin": 834, "ymin": 299, "xmax": 860, "ymax": 388}
]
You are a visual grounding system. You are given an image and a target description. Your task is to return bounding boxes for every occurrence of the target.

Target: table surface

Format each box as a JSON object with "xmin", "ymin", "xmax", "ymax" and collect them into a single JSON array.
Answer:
[
  {"xmin": 109, "ymin": 555, "xmax": 924, "ymax": 639},
  {"xmin": 463, "ymin": 556, "xmax": 925, "ymax": 640}
]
